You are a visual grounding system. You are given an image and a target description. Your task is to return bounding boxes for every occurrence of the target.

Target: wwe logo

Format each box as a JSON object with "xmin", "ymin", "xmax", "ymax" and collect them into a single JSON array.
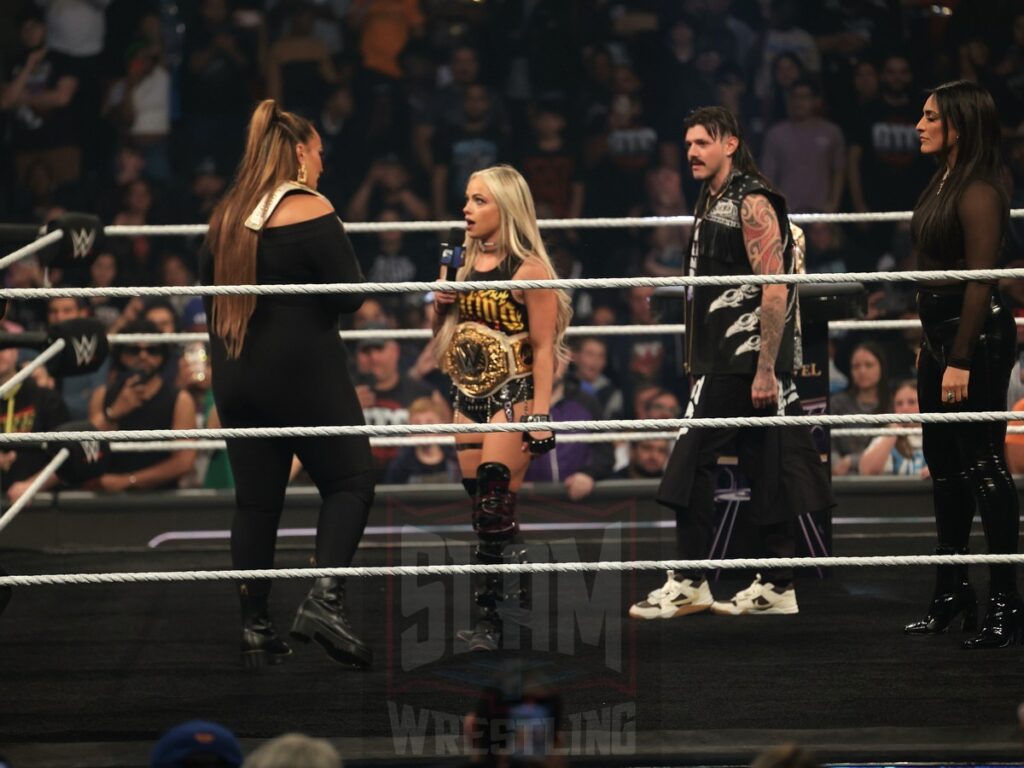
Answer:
[
  {"xmin": 71, "ymin": 335, "xmax": 99, "ymax": 367},
  {"xmin": 69, "ymin": 228, "xmax": 96, "ymax": 259},
  {"xmin": 79, "ymin": 440, "xmax": 102, "ymax": 464}
]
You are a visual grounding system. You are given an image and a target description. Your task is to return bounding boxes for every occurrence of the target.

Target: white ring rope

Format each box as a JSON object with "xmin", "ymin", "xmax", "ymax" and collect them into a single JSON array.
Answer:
[
  {"xmin": 0, "ymin": 338, "xmax": 64, "ymax": 399},
  {"xmin": 108, "ymin": 431, "xmax": 690, "ymax": 453},
  {"xmin": 4, "ymin": 411, "xmax": 1024, "ymax": 445},
  {"xmin": 0, "ymin": 448, "xmax": 68, "ymax": 534},
  {"xmin": 3, "ymin": 267, "xmax": 1024, "ymax": 302},
  {"xmin": 0, "ymin": 228, "xmax": 61, "ymax": 269},
  {"xmin": 99, "ymin": 318, "xmax": 1022, "ymax": 347},
  {"xmin": 4, "ymin": 554, "xmax": 1024, "ymax": 589},
  {"xmin": 103, "ymin": 426, "xmax": 1024, "ymax": 453},
  {"xmin": 108, "ymin": 325, "xmax": 693, "ymax": 346},
  {"xmin": 93, "ymin": 208, "xmax": 1024, "ymax": 237}
]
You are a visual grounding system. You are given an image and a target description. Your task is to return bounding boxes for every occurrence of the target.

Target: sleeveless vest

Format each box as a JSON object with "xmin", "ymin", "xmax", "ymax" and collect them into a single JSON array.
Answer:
[{"xmin": 686, "ymin": 171, "xmax": 798, "ymax": 375}]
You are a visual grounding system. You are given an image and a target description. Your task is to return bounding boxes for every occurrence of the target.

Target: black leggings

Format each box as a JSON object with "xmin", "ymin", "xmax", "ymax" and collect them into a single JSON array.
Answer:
[
  {"xmin": 918, "ymin": 289, "xmax": 1019, "ymax": 593},
  {"xmin": 227, "ymin": 435, "xmax": 375, "ymax": 591}
]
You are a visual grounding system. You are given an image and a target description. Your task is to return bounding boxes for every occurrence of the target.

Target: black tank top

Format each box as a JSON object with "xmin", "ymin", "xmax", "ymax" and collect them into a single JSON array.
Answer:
[
  {"xmin": 458, "ymin": 256, "xmax": 529, "ymax": 335},
  {"xmin": 105, "ymin": 380, "xmax": 179, "ymax": 480}
]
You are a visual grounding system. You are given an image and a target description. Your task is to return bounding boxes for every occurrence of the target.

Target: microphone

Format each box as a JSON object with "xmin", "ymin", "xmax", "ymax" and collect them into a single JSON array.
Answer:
[
  {"xmin": 0, "ymin": 318, "xmax": 109, "ymax": 376},
  {"xmin": 439, "ymin": 227, "xmax": 465, "ymax": 282}
]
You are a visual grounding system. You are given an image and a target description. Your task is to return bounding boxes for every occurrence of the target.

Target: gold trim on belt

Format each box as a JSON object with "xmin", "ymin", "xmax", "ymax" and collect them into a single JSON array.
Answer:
[{"xmin": 443, "ymin": 322, "xmax": 533, "ymax": 398}]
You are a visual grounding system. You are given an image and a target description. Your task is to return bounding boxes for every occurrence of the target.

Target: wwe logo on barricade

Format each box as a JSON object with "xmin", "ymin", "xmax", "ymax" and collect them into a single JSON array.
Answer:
[
  {"xmin": 71, "ymin": 334, "xmax": 99, "ymax": 367},
  {"xmin": 79, "ymin": 440, "xmax": 102, "ymax": 464},
  {"xmin": 69, "ymin": 228, "xmax": 96, "ymax": 259}
]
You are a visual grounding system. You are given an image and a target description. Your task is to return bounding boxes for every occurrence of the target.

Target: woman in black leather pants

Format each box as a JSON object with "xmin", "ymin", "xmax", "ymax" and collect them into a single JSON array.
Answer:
[{"xmin": 906, "ymin": 80, "xmax": 1021, "ymax": 649}]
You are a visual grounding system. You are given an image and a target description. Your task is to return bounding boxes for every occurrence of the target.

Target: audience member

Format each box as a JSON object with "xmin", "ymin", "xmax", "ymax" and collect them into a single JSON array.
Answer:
[
  {"xmin": 150, "ymin": 720, "xmax": 243, "ymax": 768},
  {"xmin": 45, "ymin": 296, "xmax": 108, "ymax": 420},
  {"xmin": 830, "ymin": 341, "xmax": 892, "ymax": 475},
  {"xmin": 1, "ymin": 11, "xmax": 82, "ymax": 188},
  {"xmin": 0, "ymin": 319, "xmax": 70, "ymax": 497},
  {"xmin": 356, "ymin": 326, "xmax": 433, "ymax": 476},
  {"xmin": 859, "ymin": 380, "xmax": 928, "ymax": 477},
  {"xmin": 524, "ymin": 368, "xmax": 614, "ymax": 501},
  {"xmin": 88, "ymin": 319, "xmax": 196, "ymax": 492},
  {"xmin": 382, "ymin": 396, "xmax": 458, "ymax": 484},
  {"xmin": 569, "ymin": 336, "xmax": 624, "ymax": 420},
  {"xmin": 612, "ymin": 439, "xmax": 670, "ymax": 479},
  {"xmin": 431, "ymin": 84, "xmax": 506, "ymax": 219},
  {"xmin": 761, "ymin": 80, "xmax": 845, "ymax": 213},
  {"xmin": 242, "ymin": 733, "xmax": 341, "ymax": 768},
  {"xmin": 265, "ymin": 3, "xmax": 337, "ymax": 119}
]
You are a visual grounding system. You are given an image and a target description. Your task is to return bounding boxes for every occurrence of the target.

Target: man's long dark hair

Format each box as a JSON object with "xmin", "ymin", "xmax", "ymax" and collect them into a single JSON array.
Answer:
[
  {"xmin": 684, "ymin": 106, "xmax": 773, "ymax": 210},
  {"xmin": 912, "ymin": 80, "xmax": 1007, "ymax": 260}
]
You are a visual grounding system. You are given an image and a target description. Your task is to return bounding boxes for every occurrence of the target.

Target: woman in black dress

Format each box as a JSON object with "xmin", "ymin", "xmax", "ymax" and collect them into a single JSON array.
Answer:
[
  {"xmin": 906, "ymin": 80, "xmax": 1021, "ymax": 648},
  {"xmin": 202, "ymin": 99, "xmax": 374, "ymax": 668}
]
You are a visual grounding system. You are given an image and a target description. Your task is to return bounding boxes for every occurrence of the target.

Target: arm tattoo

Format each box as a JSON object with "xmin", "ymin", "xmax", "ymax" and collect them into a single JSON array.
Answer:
[
  {"xmin": 741, "ymin": 194, "xmax": 786, "ymax": 371},
  {"xmin": 758, "ymin": 288, "xmax": 786, "ymax": 372},
  {"xmin": 741, "ymin": 194, "xmax": 784, "ymax": 275}
]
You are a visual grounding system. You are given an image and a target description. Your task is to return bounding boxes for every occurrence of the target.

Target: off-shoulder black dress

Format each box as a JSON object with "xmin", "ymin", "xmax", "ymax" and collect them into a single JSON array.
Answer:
[{"xmin": 201, "ymin": 196, "xmax": 374, "ymax": 576}]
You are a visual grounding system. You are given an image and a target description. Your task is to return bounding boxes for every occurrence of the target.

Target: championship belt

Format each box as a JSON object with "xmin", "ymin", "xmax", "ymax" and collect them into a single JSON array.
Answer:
[{"xmin": 443, "ymin": 322, "xmax": 533, "ymax": 398}]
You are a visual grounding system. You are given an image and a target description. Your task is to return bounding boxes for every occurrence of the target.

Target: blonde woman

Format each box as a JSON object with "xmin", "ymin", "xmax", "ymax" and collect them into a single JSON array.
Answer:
[
  {"xmin": 433, "ymin": 165, "xmax": 572, "ymax": 651},
  {"xmin": 201, "ymin": 99, "xmax": 374, "ymax": 670}
]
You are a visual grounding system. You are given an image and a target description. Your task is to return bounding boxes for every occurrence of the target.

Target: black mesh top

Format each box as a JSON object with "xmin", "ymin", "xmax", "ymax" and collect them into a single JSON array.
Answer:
[{"xmin": 912, "ymin": 179, "xmax": 1007, "ymax": 368}]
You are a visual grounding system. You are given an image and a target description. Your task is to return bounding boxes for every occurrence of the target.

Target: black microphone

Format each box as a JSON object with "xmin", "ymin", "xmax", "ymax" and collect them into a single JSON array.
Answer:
[
  {"xmin": 0, "ymin": 318, "xmax": 109, "ymax": 376},
  {"xmin": 439, "ymin": 227, "xmax": 465, "ymax": 282}
]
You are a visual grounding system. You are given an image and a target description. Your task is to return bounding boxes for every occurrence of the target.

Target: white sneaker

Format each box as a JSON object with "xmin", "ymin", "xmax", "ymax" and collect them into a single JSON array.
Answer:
[
  {"xmin": 711, "ymin": 574, "xmax": 799, "ymax": 615},
  {"xmin": 629, "ymin": 571, "xmax": 713, "ymax": 619}
]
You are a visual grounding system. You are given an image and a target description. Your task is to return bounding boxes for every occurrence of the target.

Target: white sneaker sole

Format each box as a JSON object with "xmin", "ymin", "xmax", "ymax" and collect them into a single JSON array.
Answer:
[
  {"xmin": 710, "ymin": 601, "xmax": 799, "ymax": 616},
  {"xmin": 629, "ymin": 602, "xmax": 712, "ymax": 620}
]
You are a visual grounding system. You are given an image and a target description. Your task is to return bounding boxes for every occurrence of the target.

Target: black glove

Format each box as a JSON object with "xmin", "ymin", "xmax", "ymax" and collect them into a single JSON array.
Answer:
[{"xmin": 521, "ymin": 413, "xmax": 556, "ymax": 456}]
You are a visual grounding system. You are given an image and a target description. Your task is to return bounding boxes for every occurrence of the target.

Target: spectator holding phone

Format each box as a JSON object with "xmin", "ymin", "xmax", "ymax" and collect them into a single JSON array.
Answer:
[{"xmin": 89, "ymin": 318, "xmax": 196, "ymax": 491}]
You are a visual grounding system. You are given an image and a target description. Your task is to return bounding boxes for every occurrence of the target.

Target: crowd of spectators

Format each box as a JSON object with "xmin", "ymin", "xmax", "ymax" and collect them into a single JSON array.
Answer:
[{"xmin": 1, "ymin": 0, "xmax": 1024, "ymax": 494}]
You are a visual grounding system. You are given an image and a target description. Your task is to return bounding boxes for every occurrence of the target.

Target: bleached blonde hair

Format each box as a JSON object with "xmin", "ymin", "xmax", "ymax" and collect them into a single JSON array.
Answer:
[{"xmin": 434, "ymin": 165, "xmax": 572, "ymax": 362}]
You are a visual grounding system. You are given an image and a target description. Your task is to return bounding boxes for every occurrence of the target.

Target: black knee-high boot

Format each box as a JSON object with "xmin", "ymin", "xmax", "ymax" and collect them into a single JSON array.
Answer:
[
  {"xmin": 291, "ymin": 485, "xmax": 374, "ymax": 668},
  {"xmin": 239, "ymin": 581, "xmax": 292, "ymax": 668},
  {"xmin": 963, "ymin": 453, "xmax": 1023, "ymax": 650},
  {"xmin": 906, "ymin": 474, "xmax": 978, "ymax": 635},
  {"xmin": 457, "ymin": 462, "xmax": 523, "ymax": 652}
]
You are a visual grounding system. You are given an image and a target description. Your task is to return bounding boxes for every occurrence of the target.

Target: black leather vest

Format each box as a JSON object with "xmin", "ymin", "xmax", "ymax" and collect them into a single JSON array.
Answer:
[{"xmin": 686, "ymin": 171, "xmax": 797, "ymax": 375}]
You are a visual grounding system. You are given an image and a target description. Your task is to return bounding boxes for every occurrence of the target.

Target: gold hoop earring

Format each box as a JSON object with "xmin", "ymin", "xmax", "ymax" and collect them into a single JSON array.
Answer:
[{"xmin": 297, "ymin": 164, "xmax": 308, "ymax": 185}]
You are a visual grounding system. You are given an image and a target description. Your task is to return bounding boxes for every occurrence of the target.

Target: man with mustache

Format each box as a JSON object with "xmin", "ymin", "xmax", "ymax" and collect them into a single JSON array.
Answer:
[{"xmin": 629, "ymin": 106, "xmax": 833, "ymax": 621}]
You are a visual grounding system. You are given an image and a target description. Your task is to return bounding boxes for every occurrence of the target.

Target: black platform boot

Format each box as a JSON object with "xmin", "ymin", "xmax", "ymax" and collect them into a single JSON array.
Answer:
[
  {"xmin": 239, "ymin": 582, "xmax": 292, "ymax": 668},
  {"xmin": 963, "ymin": 590, "xmax": 1024, "ymax": 649},
  {"xmin": 457, "ymin": 541, "xmax": 529, "ymax": 652},
  {"xmin": 291, "ymin": 577, "xmax": 372, "ymax": 668},
  {"xmin": 458, "ymin": 555, "xmax": 505, "ymax": 652},
  {"xmin": 904, "ymin": 546, "xmax": 977, "ymax": 635},
  {"xmin": 963, "ymin": 453, "xmax": 1022, "ymax": 650}
]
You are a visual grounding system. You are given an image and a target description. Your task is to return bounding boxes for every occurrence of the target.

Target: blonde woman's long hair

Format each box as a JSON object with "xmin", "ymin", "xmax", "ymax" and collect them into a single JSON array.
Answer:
[
  {"xmin": 434, "ymin": 165, "xmax": 572, "ymax": 363},
  {"xmin": 207, "ymin": 99, "xmax": 315, "ymax": 358}
]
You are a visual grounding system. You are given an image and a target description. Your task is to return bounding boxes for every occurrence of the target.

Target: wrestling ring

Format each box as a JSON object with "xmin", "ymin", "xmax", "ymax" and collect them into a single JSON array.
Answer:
[{"xmin": 1, "ymin": 211, "xmax": 1023, "ymax": 767}]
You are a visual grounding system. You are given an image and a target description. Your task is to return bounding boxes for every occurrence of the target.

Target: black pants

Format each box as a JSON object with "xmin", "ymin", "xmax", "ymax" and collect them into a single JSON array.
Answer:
[
  {"xmin": 227, "ymin": 435, "xmax": 375, "ymax": 595},
  {"xmin": 918, "ymin": 289, "xmax": 1019, "ymax": 594},
  {"xmin": 657, "ymin": 374, "xmax": 831, "ymax": 585}
]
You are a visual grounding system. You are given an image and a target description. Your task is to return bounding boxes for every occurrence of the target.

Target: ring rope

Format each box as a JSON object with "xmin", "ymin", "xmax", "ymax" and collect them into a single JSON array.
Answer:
[
  {"xmin": 3, "ymin": 554, "xmax": 1024, "ymax": 589},
  {"xmin": 5, "ymin": 210, "xmax": 1024, "ymax": 266},
  {"xmin": 0, "ymin": 338, "xmax": 65, "ymax": 399},
  {"xmin": 0, "ymin": 448, "xmax": 68, "ymax": 534},
  {"xmin": 3, "ymin": 267, "xmax": 1024, "ymax": 302},
  {"xmin": 103, "ymin": 425, "xmax": 1024, "ymax": 453},
  {"xmin": 101, "ymin": 318, "xmax": 1023, "ymax": 347},
  {"xmin": 0, "ymin": 228, "xmax": 61, "ymax": 269},
  {"xmin": 92, "ymin": 208, "xmax": 1024, "ymax": 237},
  {"xmin": 4, "ymin": 411, "xmax": 1024, "ymax": 445}
]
